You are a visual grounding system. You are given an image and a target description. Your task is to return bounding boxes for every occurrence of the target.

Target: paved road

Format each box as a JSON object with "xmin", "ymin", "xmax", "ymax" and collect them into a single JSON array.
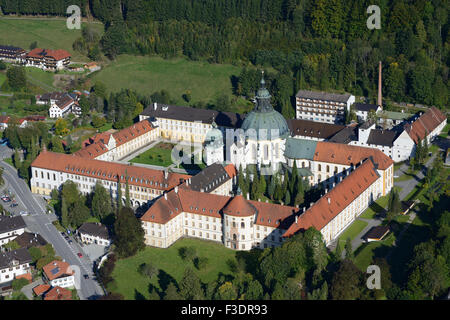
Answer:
[{"xmin": 0, "ymin": 158, "xmax": 104, "ymax": 300}]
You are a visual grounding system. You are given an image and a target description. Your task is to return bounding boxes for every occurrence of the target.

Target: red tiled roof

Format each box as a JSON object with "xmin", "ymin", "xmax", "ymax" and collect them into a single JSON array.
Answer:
[
  {"xmin": 26, "ymin": 48, "xmax": 71, "ymax": 61},
  {"xmin": 405, "ymin": 107, "xmax": 446, "ymax": 143},
  {"xmin": 314, "ymin": 141, "xmax": 394, "ymax": 170},
  {"xmin": 283, "ymin": 158, "xmax": 380, "ymax": 237},
  {"xmin": 42, "ymin": 260, "xmax": 74, "ymax": 281},
  {"xmin": 75, "ymin": 120, "xmax": 155, "ymax": 159},
  {"xmin": 31, "ymin": 150, "xmax": 190, "ymax": 191},
  {"xmin": 44, "ymin": 286, "xmax": 72, "ymax": 300},
  {"xmin": 33, "ymin": 284, "xmax": 51, "ymax": 296},
  {"xmin": 224, "ymin": 164, "xmax": 237, "ymax": 179},
  {"xmin": 112, "ymin": 120, "xmax": 154, "ymax": 147},
  {"xmin": 141, "ymin": 188, "xmax": 298, "ymax": 229},
  {"xmin": 222, "ymin": 195, "xmax": 257, "ymax": 217},
  {"xmin": 0, "ymin": 115, "xmax": 10, "ymax": 124}
]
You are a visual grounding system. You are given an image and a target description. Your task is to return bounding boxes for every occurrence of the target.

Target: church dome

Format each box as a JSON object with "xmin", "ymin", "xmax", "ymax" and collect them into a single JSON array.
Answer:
[
  {"xmin": 222, "ymin": 195, "xmax": 257, "ymax": 217},
  {"xmin": 205, "ymin": 121, "xmax": 223, "ymax": 147},
  {"xmin": 241, "ymin": 73, "xmax": 289, "ymax": 140}
]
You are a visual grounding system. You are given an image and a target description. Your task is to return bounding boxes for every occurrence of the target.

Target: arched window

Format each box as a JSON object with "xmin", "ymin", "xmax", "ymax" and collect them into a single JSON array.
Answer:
[
  {"xmin": 318, "ymin": 164, "xmax": 322, "ymax": 171},
  {"xmin": 326, "ymin": 165, "xmax": 330, "ymax": 173},
  {"xmin": 302, "ymin": 162, "xmax": 305, "ymax": 168},
  {"xmin": 241, "ymin": 222, "xmax": 245, "ymax": 228},
  {"xmin": 233, "ymin": 234, "xmax": 237, "ymax": 241},
  {"xmin": 232, "ymin": 221, "xmax": 236, "ymax": 228}
]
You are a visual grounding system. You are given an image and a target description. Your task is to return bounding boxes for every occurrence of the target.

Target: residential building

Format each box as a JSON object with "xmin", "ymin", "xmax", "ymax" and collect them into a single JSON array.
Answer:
[
  {"xmin": 14, "ymin": 232, "xmax": 48, "ymax": 249},
  {"xmin": 23, "ymin": 48, "xmax": 71, "ymax": 70},
  {"xmin": 78, "ymin": 223, "xmax": 110, "ymax": 246},
  {"xmin": 296, "ymin": 90, "xmax": 355, "ymax": 124},
  {"xmin": 0, "ymin": 116, "xmax": 28, "ymax": 130},
  {"xmin": 42, "ymin": 260, "xmax": 75, "ymax": 288},
  {"xmin": 0, "ymin": 216, "xmax": 26, "ymax": 246},
  {"xmin": 0, "ymin": 248, "xmax": 32, "ymax": 284},
  {"xmin": 0, "ymin": 45, "xmax": 26, "ymax": 61},
  {"xmin": 353, "ymin": 103, "xmax": 382, "ymax": 122},
  {"xmin": 43, "ymin": 286, "xmax": 72, "ymax": 300}
]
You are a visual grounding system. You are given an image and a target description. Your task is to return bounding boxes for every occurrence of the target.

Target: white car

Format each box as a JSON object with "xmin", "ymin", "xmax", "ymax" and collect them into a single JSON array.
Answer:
[{"xmin": 19, "ymin": 211, "xmax": 28, "ymax": 216}]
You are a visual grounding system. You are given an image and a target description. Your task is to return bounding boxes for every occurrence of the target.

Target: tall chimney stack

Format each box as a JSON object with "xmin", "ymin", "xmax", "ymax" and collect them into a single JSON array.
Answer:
[{"xmin": 378, "ymin": 61, "xmax": 382, "ymax": 109}]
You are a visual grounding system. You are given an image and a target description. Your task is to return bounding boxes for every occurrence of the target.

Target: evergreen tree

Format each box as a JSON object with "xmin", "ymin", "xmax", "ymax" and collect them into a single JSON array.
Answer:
[
  {"xmin": 164, "ymin": 282, "xmax": 181, "ymax": 300},
  {"xmin": 114, "ymin": 207, "xmax": 145, "ymax": 258},
  {"xmin": 125, "ymin": 172, "xmax": 131, "ymax": 208},
  {"xmin": 179, "ymin": 267, "xmax": 204, "ymax": 300},
  {"xmin": 61, "ymin": 197, "xmax": 69, "ymax": 228},
  {"xmin": 117, "ymin": 179, "xmax": 123, "ymax": 212},
  {"xmin": 344, "ymin": 238, "xmax": 353, "ymax": 260},
  {"xmin": 92, "ymin": 182, "xmax": 112, "ymax": 219}
]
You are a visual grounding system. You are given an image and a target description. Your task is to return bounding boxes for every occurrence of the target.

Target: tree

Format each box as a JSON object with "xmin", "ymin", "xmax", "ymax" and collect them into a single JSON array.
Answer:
[
  {"xmin": 51, "ymin": 136, "xmax": 64, "ymax": 153},
  {"xmin": 69, "ymin": 201, "xmax": 90, "ymax": 228},
  {"xmin": 344, "ymin": 237, "xmax": 353, "ymax": 260},
  {"xmin": 6, "ymin": 66, "xmax": 27, "ymax": 91},
  {"xmin": 330, "ymin": 259, "xmax": 363, "ymax": 300},
  {"xmin": 91, "ymin": 182, "xmax": 112, "ymax": 219},
  {"xmin": 124, "ymin": 173, "xmax": 131, "ymax": 208},
  {"xmin": 179, "ymin": 267, "xmax": 204, "ymax": 300},
  {"xmin": 54, "ymin": 118, "xmax": 69, "ymax": 136},
  {"xmin": 164, "ymin": 282, "xmax": 181, "ymax": 300},
  {"xmin": 138, "ymin": 262, "xmax": 158, "ymax": 279},
  {"xmin": 215, "ymin": 281, "xmax": 238, "ymax": 300},
  {"xmin": 12, "ymin": 278, "xmax": 29, "ymax": 291},
  {"xmin": 92, "ymin": 114, "xmax": 106, "ymax": 128},
  {"xmin": 335, "ymin": 238, "xmax": 343, "ymax": 260},
  {"xmin": 61, "ymin": 197, "xmax": 69, "ymax": 228},
  {"xmin": 245, "ymin": 280, "xmax": 263, "ymax": 300},
  {"xmin": 180, "ymin": 246, "xmax": 197, "ymax": 262},
  {"xmin": 114, "ymin": 207, "xmax": 145, "ymax": 258},
  {"xmin": 387, "ymin": 189, "xmax": 401, "ymax": 221},
  {"xmin": 28, "ymin": 247, "xmax": 42, "ymax": 263}
]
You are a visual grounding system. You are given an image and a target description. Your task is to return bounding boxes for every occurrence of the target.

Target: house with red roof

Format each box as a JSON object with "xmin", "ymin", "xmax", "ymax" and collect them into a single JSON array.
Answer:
[
  {"xmin": 42, "ymin": 260, "xmax": 75, "ymax": 288},
  {"xmin": 23, "ymin": 48, "xmax": 71, "ymax": 70}
]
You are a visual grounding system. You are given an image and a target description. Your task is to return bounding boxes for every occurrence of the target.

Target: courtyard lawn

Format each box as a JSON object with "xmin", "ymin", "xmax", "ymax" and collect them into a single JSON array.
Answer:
[
  {"xmin": 130, "ymin": 143, "xmax": 174, "ymax": 167},
  {"xmin": 0, "ymin": 18, "xmax": 103, "ymax": 61},
  {"xmin": 337, "ymin": 220, "xmax": 368, "ymax": 246},
  {"xmin": 111, "ymin": 238, "xmax": 238, "ymax": 300},
  {"xmin": 90, "ymin": 55, "xmax": 241, "ymax": 106}
]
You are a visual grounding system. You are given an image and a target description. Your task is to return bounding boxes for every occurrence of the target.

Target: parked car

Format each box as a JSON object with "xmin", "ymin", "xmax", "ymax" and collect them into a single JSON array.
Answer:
[
  {"xmin": 10, "ymin": 203, "xmax": 18, "ymax": 208},
  {"xmin": 19, "ymin": 211, "xmax": 28, "ymax": 216},
  {"xmin": 68, "ymin": 240, "xmax": 73, "ymax": 244},
  {"xmin": 83, "ymin": 274, "xmax": 89, "ymax": 279},
  {"xmin": 77, "ymin": 252, "xmax": 83, "ymax": 258},
  {"xmin": 1, "ymin": 197, "xmax": 11, "ymax": 202}
]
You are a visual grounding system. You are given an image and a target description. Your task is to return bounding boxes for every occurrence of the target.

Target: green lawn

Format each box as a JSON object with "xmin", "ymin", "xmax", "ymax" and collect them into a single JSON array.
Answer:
[
  {"xmin": 0, "ymin": 18, "xmax": 103, "ymax": 61},
  {"xmin": 337, "ymin": 220, "xmax": 368, "ymax": 246},
  {"xmin": 354, "ymin": 232, "xmax": 396, "ymax": 271},
  {"xmin": 90, "ymin": 55, "xmax": 242, "ymax": 105},
  {"xmin": 130, "ymin": 143, "xmax": 174, "ymax": 167},
  {"xmin": 112, "ymin": 238, "xmax": 238, "ymax": 300},
  {"xmin": 358, "ymin": 187, "xmax": 402, "ymax": 220},
  {"xmin": 25, "ymin": 67, "xmax": 58, "ymax": 92}
]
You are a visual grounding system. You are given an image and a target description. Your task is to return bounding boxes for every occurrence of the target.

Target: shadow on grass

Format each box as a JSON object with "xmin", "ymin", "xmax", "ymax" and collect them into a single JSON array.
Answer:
[{"xmin": 158, "ymin": 269, "xmax": 178, "ymax": 292}]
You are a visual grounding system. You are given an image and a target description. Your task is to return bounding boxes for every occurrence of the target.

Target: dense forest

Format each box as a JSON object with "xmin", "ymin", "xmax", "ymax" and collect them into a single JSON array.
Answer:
[{"xmin": 1, "ymin": 0, "xmax": 448, "ymax": 110}]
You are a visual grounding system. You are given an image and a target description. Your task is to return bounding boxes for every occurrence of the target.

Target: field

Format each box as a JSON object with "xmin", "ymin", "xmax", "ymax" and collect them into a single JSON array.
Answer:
[
  {"xmin": 130, "ymin": 143, "xmax": 175, "ymax": 167},
  {"xmin": 353, "ymin": 232, "xmax": 396, "ymax": 271},
  {"xmin": 90, "ymin": 55, "xmax": 241, "ymax": 105},
  {"xmin": 111, "ymin": 238, "xmax": 238, "ymax": 300},
  {"xmin": 0, "ymin": 18, "xmax": 103, "ymax": 61}
]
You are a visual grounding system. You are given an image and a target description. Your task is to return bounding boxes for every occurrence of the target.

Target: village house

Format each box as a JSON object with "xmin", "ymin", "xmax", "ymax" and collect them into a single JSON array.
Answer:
[
  {"xmin": 77, "ymin": 223, "xmax": 110, "ymax": 246},
  {"xmin": 0, "ymin": 216, "xmax": 26, "ymax": 246},
  {"xmin": 22, "ymin": 48, "xmax": 71, "ymax": 71},
  {"xmin": 0, "ymin": 248, "xmax": 32, "ymax": 284},
  {"xmin": 42, "ymin": 260, "xmax": 75, "ymax": 288}
]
